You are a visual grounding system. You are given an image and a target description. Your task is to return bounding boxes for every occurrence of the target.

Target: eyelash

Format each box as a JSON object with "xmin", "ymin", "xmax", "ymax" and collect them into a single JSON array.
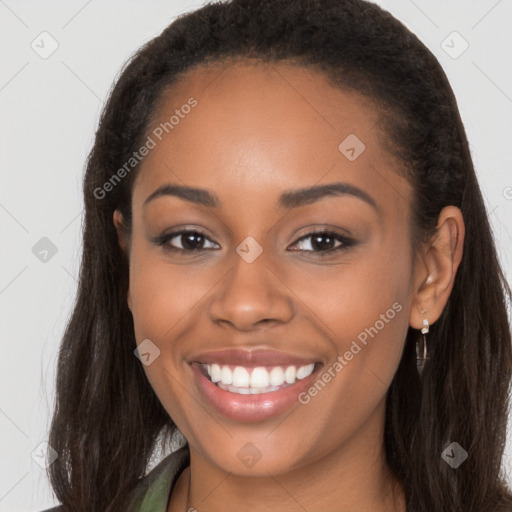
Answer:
[{"xmin": 153, "ymin": 228, "xmax": 355, "ymax": 257}]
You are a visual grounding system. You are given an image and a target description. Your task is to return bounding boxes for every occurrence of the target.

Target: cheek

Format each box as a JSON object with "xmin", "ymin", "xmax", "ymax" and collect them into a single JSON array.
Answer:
[
  {"xmin": 292, "ymin": 239, "xmax": 413, "ymax": 387},
  {"xmin": 128, "ymin": 245, "xmax": 212, "ymax": 343},
  {"xmin": 127, "ymin": 244, "xmax": 208, "ymax": 433},
  {"xmin": 295, "ymin": 241, "xmax": 411, "ymax": 336},
  {"xmin": 287, "ymin": 251, "xmax": 412, "ymax": 447}
]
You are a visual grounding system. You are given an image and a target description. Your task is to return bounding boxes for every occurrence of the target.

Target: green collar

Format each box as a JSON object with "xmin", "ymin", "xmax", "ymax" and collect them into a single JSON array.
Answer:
[{"xmin": 126, "ymin": 446, "xmax": 190, "ymax": 512}]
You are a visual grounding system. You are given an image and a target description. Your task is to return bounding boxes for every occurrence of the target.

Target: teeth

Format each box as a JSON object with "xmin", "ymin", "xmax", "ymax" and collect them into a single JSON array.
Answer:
[
  {"xmin": 297, "ymin": 364, "xmax": 314, "ymax": 379},
  {"xmin": 284, "ymin": 366, "xmax": 296, "ymax": 384},
  {"xmin": 250, "ymin": 367, "xmax": 269, "ymax": 388},
  {"xmin": 203, "ymin": 363, "xmax": 316, "ymax": 393},
  {"xmin": 210, "ymin": 364, "xmax": 221, "ymax": 383},
  {"xmin": 220, "ymin": 365, "xmax": 233, "ymax": 385},
  {"xmin": 217, "ymin": 382, "xmax": 282, "ymax": 394},
  {"xmin": 232, "ymin": 366, "xmax": 250, "ymax": 387},
  {"xmin": 269, "ymin": 367, "xmax": 285, "ymax": 386}
]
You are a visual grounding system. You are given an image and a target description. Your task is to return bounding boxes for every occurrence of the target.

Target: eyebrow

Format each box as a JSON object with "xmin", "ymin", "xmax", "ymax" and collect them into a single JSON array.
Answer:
[
  {"xmin": 143, "ymin": 182, "xmax": 378, "ymax": 211},
  {"xmin": 144, "ymin": 184, "xmax": 218, "ymax": 208},
  {"xmin": 279, "ymin": 182, "xmax": 378, "ymax": 210}
]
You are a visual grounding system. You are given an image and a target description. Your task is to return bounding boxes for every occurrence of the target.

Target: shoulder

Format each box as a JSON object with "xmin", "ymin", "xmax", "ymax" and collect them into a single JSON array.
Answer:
[{"xmin": 38, "ymin": 507, "xmax": 64, "ymax": 512}]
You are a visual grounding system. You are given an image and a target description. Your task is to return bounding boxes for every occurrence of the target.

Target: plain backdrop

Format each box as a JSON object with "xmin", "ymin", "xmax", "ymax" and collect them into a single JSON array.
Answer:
[{"xmin": 1, "ymin": 1, "xmax": 511, "ymax": 510}]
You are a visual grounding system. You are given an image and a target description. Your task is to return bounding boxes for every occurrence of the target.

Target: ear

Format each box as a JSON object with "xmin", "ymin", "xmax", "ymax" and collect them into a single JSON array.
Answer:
[
  {"xmin": 113, "ymin": 209, "xmax": 132, "ymax": 311},
  {"xmin": 113, "ymin": 209, "xmax": 128, "ymax": 252},
  {"xmin": 409, "ymin": 206, "xmax": 465, "ymax": 330}
]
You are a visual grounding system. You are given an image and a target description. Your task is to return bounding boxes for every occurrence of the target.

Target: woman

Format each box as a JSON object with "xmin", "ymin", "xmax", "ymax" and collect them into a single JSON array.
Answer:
[{"xmin": 42, "ymin": 0, "xmax": 512, "ymax": 510}]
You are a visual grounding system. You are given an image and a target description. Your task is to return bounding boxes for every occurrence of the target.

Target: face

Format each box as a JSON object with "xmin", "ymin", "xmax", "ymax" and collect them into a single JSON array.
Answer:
[{"xmin": 119, "ymin": 61, "xmax": 419, "ymax": 477}]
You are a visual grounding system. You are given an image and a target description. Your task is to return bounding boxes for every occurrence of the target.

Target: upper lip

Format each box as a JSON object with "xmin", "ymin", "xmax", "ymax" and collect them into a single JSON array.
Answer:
[{"xmin": 191, "ymin": 348, "xmax": 321, "ymax": 367}]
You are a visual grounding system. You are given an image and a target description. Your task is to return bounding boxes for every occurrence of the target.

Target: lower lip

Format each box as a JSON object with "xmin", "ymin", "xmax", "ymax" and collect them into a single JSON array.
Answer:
[{"xmin": 191, "ymin": 363, "xmax": 321, "ymax": 422}]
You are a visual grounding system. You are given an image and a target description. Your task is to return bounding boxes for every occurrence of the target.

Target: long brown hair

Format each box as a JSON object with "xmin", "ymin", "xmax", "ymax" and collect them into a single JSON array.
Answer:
[{"xmin": 48, "ymin": 1, "xmax": 512, "ymax": 510}]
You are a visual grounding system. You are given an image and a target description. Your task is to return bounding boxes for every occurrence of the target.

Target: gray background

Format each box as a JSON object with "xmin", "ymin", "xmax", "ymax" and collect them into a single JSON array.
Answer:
[{"xmin": 0, "ymin": 0, "xmax": 511, "ymax": 510}]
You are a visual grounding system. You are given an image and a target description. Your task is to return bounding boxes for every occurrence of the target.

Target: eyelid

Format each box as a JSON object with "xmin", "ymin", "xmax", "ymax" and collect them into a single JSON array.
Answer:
[
  {"xmin": 152, "ymin": 228, "xmax": 219, "ymax": 251},
  {"xmin": 288, "ymin": 229, "xmax": 354, "ymax": 254},
  {"xmin": 153, "ymin": 226, "xmax": 355, "ymax": 256}
]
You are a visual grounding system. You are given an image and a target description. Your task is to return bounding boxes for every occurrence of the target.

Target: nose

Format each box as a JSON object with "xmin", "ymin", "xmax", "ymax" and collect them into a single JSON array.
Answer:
[{"xmin": 208, "ymin": 250, "xmax": 295, "ymax": 332}]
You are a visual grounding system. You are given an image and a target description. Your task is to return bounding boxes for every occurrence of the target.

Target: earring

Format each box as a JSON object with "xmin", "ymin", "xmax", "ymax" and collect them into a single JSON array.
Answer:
[{"xmin": 417, "ymin": 319, "xmax": 429, "ymax": 376}]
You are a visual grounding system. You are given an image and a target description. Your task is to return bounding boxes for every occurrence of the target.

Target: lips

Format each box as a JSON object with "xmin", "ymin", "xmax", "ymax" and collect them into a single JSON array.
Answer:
[
  {"xmin": 189, "ymin": 349, "xmax": 322, "ymax": 422},
  {"xmin": 193, "ymin": 348, "xmax": 319, "ymax": 367}
]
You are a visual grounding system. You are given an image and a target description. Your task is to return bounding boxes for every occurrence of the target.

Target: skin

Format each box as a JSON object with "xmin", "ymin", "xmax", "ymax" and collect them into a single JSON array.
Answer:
[{"xmin": 114, "ymin": 61, "xmax": 464, "ymax": 512}]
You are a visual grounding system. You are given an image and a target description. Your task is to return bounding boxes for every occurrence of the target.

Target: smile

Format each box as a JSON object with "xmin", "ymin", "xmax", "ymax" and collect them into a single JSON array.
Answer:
[
  {"xmin": 190, "ymin": 348, "xmax": 323, "ymax": 422},
  {"xmin": 201, "ymin": 363, "xmax": 316, "ymax": 394}
]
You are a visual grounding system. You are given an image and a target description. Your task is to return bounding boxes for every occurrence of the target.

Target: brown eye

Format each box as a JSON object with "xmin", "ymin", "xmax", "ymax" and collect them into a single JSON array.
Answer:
[
  {"xmin": 176, "ymin": 232, "xmax": 206, "ymax": 250},
  {"xmin": 154, "ymin": 230, "xmax": 219, "ymax": 253},
  {"xmin": 289, "ymin": 231, "xmax": 354, "ymax": 255}
]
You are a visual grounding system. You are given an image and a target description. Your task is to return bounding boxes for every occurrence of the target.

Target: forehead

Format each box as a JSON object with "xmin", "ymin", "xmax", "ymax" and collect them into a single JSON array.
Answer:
[{"xmin": 132, "ymin": 60, "xmax": 409, "ymax": 215}]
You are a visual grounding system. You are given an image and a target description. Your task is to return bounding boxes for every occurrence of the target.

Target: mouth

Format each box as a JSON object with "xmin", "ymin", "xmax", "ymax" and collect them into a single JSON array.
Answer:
[
  {"xmin": 189, "ymin": 349, "xmax": 323, "ymax": 422},
  {"xmin": 198, "ymin": 362, "xmax": 316, "ymax": 394}
]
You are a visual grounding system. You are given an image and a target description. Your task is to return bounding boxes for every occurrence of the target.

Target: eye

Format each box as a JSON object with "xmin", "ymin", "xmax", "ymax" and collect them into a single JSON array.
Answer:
[
  {"xmin": 288, "ymin": 230, "xmax": 354, "ymax": 255},
  {"xmin": 153, "ymin": 229, "xmax": 219, "ymax": 253},
  {"xmin": 153, "ymin": 228, "xmax": 354, "ymax": 256}
]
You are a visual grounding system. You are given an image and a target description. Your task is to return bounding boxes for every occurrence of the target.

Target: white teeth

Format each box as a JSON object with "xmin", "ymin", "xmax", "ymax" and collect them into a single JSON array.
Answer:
[
  {"xmin": 232, "ymin": 366, "xmax": 250, "ymax": 387},
  {"xmin": 210, "ymin": 363, "xmax": 221, "ymax": 383},
  {"xmin": 250, "ymin": 367, "xmax": 269, "ymax": 388},
  {"xmin": 297, "ymin": 363, "xmax": 315, "ymax": 380},
  {"xmin": 203, "ymin": 363, "xmax": 316, "ymax": 394},
  {"xmin": 269, "ymin": 366, "xmax": 285, "ymax": 386},
  {"xmin": 285, "ymin": 366, "xmax": 296, "ymax": 384},
  {"xmin": 218, "ymin": 382, "xmax": 281, "ymax": 394},
  {"xmin": 220, "ymin": 365, "xmax": 233, "ymax": 385}
]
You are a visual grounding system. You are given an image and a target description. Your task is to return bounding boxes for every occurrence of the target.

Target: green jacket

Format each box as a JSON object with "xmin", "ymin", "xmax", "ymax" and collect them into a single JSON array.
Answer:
[{"xmin": 41, "ymin": 446, "xmax": 190, "ymax": 511}]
